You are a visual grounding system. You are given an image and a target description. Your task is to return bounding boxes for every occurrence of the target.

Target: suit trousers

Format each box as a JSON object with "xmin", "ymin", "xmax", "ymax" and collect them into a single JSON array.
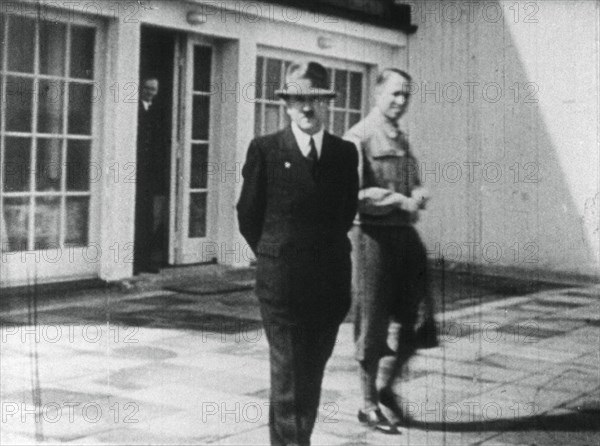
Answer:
[
  {"xmin": 260, "ymin": 314, "xmax": 340, "ymax": 446},
  {"xmin": 134, "ymin": 189, "xmax": 154, "ymax": 270},
  {"xmin": 352, "ymin": 225, "xmax": 428, "ymax": 409}
]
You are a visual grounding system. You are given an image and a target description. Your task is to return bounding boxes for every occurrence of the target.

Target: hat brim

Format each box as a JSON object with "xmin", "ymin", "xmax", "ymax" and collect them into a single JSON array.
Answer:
[{"xmin": 275, "ymin": 88, "xmax": 337, "ymax": 99}]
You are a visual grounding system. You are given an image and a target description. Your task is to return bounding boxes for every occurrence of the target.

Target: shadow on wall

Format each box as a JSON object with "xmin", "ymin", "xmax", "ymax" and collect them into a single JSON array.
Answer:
[{"xmin": 406, "ymin": 0, "xmax": 598, "ymax": 278}]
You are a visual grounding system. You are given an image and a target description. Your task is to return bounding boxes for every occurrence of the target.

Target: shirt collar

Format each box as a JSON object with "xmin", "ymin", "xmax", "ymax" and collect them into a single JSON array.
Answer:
[
  {"xmin": 371, "ymin": 107, "xmax": 401, "ymax": 139},
  {"xmin": 142, "ymin": 100, "xmax": 152, "ymax": 111},
  {"xmin": 366, "ymin": 107, "xmax": 409, "ymax": 157},
  {"xmin": 291, "ymin": 122, "xmax": 324, "ymax": 159}
]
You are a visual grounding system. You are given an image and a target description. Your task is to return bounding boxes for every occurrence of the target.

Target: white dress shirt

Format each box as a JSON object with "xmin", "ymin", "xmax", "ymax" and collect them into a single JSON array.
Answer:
[
  {"xmin": 141, "ymin": 100, "xmax": 152, "ymax": 111},
  {"xmin": 291, "ymin": 122, "xmax": 324, "ymax": 160}
]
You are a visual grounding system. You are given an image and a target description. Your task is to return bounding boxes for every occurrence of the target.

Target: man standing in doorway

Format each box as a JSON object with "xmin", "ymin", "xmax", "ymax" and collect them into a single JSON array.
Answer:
[
  {"xmin": 344, "ymin": 68, "xmax": 431, "ymax": 433},
  {"xmin": 135, "ymin": 77, "xmax": 167, "ymax": 274},
  {"xmin": 237, "ymin": 61, "xmax": 358, "ymax": 445}
]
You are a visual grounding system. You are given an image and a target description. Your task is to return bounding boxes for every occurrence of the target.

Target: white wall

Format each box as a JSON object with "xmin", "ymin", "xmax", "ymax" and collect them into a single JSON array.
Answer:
[
  {"xmin": 406, "ymin": 0, "xmax": 600, "ymax": 280},
  {"xmin": 6, "ymin": 0, "xmax": 596, "ymax": 284},
  {"xmin": 98, "ymin": 18, "xmax": 141, "ymax": 282}
]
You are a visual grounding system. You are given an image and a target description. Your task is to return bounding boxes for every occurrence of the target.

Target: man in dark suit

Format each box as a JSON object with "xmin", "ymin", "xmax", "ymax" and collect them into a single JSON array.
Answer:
[
  {"xmin": 135, "ymin": 77, "xmax": 167, "ymax": 274},
  {"xmin": 237, "ymin": 61, "xmax": 359, "ymax": 446}
]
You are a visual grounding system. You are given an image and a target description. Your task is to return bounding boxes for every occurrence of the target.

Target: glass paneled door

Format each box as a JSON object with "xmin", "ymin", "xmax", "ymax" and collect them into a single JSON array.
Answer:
[
  {"xmin": 0, "ymin": 12, "xmax": 103, "ymax": 286},
  {"xmin": 170, "ymin": 37, "xmax": 216, "ymax": 264}
]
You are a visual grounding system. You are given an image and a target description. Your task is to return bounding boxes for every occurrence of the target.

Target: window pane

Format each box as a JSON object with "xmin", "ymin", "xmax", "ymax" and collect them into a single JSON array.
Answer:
[
  {"xmin": 66, "ymin": 140, "xmax": 90, "ymax": 191},
  {"xmin": 333, "ymin": 111, "xmax": 346, "ymax": 136},
  {"xmin": 193, "ymin": 45, "xmax": 212, "ymax": 92},
  {"xmin": 256, "ymin": 57, "xmax": 264, "ymax": 99},
  {"xmin": 190, "ymin": 143, "xmax": 209, "ymax": 189},
  {"xmin": 282, "ymin": 110, "xmax": 290, "ymax": 128},
  {"xmin": 192, "ymin": 95, "xmax": 210, "ymax": 141},
  {"xmin": 254, "ymin": 56, "xmax": 365, "ymax": 137},
  {"xmin": 189, "ymin": 192, "xmax": 206, "ymax": 238},
  {"xmin": 323, "ymin": 108, "xmax": 331, "ymax": 132},
  {"xmin": 34, "ymin": 196, "xmax": 61, "ymax": 249},
  {"xmin": 7, "ymin": 16, "xmax": 35, "ymax": 73},
  {"xmin": 348, "ymin": 112, "xmax": 361, "ymax": 129},
  {"xmin": 70, "ymin": 26, "xmax": 95, "ymax": 79},
  {"xmin": 334, "ymin": 70, "xmax": 348, "ymax": 108},
  {"xmin": 265, "ymin": 59, "xmax": 282, "ymax": 100},
  {"xmin": 3, "ymin": 137, "xmax": 31, "ymax": 192},
  {"xmin": 264, "ymin": 104, "xmax": 280, "ymax": 134},
  {"xmin": 3, "ymin": 197, "xmax": 29, "ymax": 252},
  {"xmin": 68, "ymin": 83, "xmax": 93, "ymax": 135},
  {"xmin": 65, "ymin": 196, "xmax": 89, "ymax": 246},
  {"xmin": 36, "ymin": 138, "xmax": 62, "ymax": 192},
  {"xmin": 254, "ymin": 103, "xmax": 262, "ymax": 136},
  {"xmin": 282, "ymin": 60, "xmax": 292, "ymax": 95},
  {"xmin": 38, "ymin": 80, "xmax": 64, "ymax": 134},
  {"xmin": 349, "ymin": 72, "xmax": 363, "ymax": 110},
  {"xmin": 40, "ymin": 21, "xmax": 66, "ymax": 76},
  {"xmin": 5, "ymin": 77, "xmax": 33, "ymax": 132}
]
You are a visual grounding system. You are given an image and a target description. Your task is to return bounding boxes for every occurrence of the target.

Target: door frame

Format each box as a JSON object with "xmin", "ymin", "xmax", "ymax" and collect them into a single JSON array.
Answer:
[{"xmin": 169, "ymin": 34, "xmax": 218, "ymax": 265}]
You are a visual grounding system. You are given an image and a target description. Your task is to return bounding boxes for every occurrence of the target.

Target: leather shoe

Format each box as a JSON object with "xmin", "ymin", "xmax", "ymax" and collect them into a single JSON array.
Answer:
[
  {"xmin": 357, "ymin": 409, "xmax": 398, "ymax": 434},
  {"xmin": 379, "ymin": 388, "xmax": 411, "ymax": 426}
]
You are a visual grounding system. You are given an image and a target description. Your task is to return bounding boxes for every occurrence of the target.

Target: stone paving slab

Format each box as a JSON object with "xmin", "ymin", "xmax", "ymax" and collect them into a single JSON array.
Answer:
[
  {"xmin": 1, "ymin": 388, "xmax": 169, "ymax": 443},
  {"xmin": 477, "ymin": 353, "xmax": 564, "ymax": 374},
  {"xmin": 482, "ymin": 428, "xmax": 599, "ymax": 446},
  {"xmin": 473, "ymin": 385, "xmax": 581, "ymax": 416},
  {"xmin": 519, "ymin": 368, "xmax": 599, "ymax": 394},
  {"xmin": 67, "ymin": 426, "xmax": 213, "ymax": 445},
  {"xmin": 533, "ymin": 335, "xmax": 599, "ymax": 355},
  {"xmin": 1, "ymin": 281, "xmax": 598, "ymax": 445}
]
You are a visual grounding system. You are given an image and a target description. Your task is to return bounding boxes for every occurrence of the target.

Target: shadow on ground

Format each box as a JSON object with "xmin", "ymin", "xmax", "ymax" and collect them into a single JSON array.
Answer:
[{"xmin": 405, "ymin": 410, "xmax": 600, "ymax": 432}]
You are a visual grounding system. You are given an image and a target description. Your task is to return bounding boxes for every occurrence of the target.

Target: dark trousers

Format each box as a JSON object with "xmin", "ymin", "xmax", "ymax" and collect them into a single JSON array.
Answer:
[
  {"xmin": 260, "ymin": 316, "xmax": 340, "ymax": 446},
  {"xmin": 352, "ymin": 225, "xmax": 428, "ymax": 410},
  {"xmin": 133, "ymin": 192, "xmax": 153, "ymax": 271}
]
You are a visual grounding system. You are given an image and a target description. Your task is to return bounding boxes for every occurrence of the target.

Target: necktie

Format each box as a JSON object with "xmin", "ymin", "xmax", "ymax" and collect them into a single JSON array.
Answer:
[{"xmin": 308, "ymin": 137, "xmax": 318, "ymax": 179}]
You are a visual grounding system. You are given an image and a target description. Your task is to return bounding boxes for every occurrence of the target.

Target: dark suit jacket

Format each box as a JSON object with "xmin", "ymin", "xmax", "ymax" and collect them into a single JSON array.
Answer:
[
  {"xmin": 237, "ymin": 126, "xmax": 359, "ymax": 326},
  {"xmin": 137, "ymin": 101, "xmax": 169, "ymax": 195}
]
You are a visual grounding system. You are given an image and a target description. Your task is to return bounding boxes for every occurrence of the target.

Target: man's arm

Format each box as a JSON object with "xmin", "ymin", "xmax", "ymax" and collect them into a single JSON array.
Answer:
[
  {"xmin": 408, "ymin": 154, "xmax": 430, "ymax": 210},
  {"xmin": 343, "ymin": 142, "xmax": 359, "ymax": 231},
  {"xmin": 343, "ymin": 132, "xmax": 417, "ymax": 216},
  {"xmin": 358, "ymin": 188, "xmax": 418, "ymax": 215},
  {"xmin": 412, "ymin": 187, "xmax": 430, "ymax": 210},
  {"xmin": 236, "ymin": 140, "xmax": 267, "ymax": 253}
]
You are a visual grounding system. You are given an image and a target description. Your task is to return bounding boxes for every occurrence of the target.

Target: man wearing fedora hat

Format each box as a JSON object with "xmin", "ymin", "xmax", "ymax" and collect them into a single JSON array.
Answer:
[{"xmin": 237, "ymin": 61, "xmax": 358, "ymax": 445}]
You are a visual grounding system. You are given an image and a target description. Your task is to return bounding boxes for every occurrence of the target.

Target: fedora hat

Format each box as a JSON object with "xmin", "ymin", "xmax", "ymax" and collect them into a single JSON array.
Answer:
[{"xmin": 275, "ymin": 61, "xmax": 337, "ymax": 99}]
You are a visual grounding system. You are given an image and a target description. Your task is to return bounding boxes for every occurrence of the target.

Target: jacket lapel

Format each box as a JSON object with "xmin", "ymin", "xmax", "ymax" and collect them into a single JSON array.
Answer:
[
  {"xmin": 280, "ymin": 126, "xmax": 304, "ymax": 161},
  {"xmin": 279, "ymin": 127, "xmax": 338, "ymax": 185},
  {"xmin": 279, "ymin": 126, "xmax": 315, "ymax": 182},
  {"xmin": 320, "ymin": 131, "xmax": 334, "ymax": 168}
]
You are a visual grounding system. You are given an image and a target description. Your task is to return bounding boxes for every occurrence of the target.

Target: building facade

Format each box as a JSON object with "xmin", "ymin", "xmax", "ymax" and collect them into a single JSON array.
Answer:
[
  {"xmin": 1, "ymin": 0, "xmax": 598, "ymax": 287},
  {"xmin": 406, "ymin": 0, "xmax": 600, "ymax": 282},
  {"xmin": 0, "ymin": 0, "xmax": 412, "ymax": 286}
]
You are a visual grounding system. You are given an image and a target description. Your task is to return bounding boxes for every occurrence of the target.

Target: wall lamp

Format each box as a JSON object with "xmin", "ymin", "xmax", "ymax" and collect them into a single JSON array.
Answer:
[
  {"xmin": 187, "ymin": 11, "xmax": 207, "ymax": 25},
  {"xmin": 317, "ymin": 36, "xmax": 334, "ymax": 49}
]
